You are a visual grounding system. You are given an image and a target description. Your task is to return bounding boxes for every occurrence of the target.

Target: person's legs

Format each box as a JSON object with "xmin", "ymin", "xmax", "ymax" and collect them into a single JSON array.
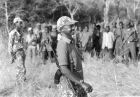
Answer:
[
  {"xmin": 108, "ymin": 49, "xmax": 113, "ymax": 59},
  {"xmin": 46, "ymin": 44, "xmax": 53, "ymax": 62},
  {"xmin": 129, "ymin": 43, "xmax": 137, "ymax": 66},
  {"xmin": 30, "ymin": 48, "xmax": 33, "ymax": 60},
  {"xmin": 51, "ymin": 42, "xmax": 57, "ymax": 58},
  {"xmin": 41, "ymin": 50, "xmax": 46, "ymax": 65},
  {"xmin": 101, "ymin": 47, "xmax": 108, "ymax": 61},
  {"xmin": 15, "ymin": 50, "xmax": 26, "ymax": 96},
  {"xmin": 38, "ymin": 43, "xmax": 41, "ymax": 55},
  {"xmin": 91, "ymin": 48, "xmax": 95, "ymax": 57},
  {"xmin": 95, "ymin": 43, "xmax": 101, "ymax": 58},
  {"xmin": 32, "ymin": 46, "xmax": 36, "ymax": 64},
  {"xmin": 123, "ymin": 47, "xmax": 130, "ymax": 66},
  {"xmin": 28, "ymin": 46, "xmax": 35, "ymax": 63},
  {"xmin": 130, "ymin": 43, "xmax": 136, "ymax": 60},
  {"xmin": 35, "ymin": 44, "xmax": 39, "ymax": 56},
  {"xmin": 115, "ymin": 37, "xmax": 123, "ymax": 56}
]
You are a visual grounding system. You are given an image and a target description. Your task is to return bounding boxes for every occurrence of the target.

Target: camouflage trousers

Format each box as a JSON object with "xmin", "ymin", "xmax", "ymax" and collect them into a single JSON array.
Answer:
[
  {"xmin": 15, "ymin": 50, "xmax": 26, "ymax": 96},
  {"xmin": 58, "ymin": 76, "xmax": 87, "ymax": 97}
]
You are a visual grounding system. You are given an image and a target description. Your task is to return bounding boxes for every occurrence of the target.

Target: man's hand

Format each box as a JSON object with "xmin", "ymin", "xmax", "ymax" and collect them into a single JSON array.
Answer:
[{"xmin": 81, "ymin": 82, "xmax": 93, "ymax": 93}]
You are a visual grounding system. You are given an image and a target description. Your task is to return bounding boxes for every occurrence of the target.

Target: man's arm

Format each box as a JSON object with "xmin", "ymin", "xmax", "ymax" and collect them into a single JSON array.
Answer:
[{"xmin": 60, "ymin": 65, "xmax": 81, "ymax": 84}]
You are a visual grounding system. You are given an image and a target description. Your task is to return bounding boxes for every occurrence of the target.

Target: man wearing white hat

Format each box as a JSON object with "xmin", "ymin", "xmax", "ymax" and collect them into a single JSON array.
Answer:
[
  {"xmin": 54, "ymin": 16, "xmax": 92, "ymax": 97},
  {"xmin": 8, "ymin": 16, "xmax": 26, "ymax": 96}
]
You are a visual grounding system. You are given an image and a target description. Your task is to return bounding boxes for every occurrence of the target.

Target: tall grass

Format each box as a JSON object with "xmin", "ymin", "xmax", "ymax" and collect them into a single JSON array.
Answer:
[{"xmin": 0, "ymin": 28, "xmax": 140, "ymax": 97}]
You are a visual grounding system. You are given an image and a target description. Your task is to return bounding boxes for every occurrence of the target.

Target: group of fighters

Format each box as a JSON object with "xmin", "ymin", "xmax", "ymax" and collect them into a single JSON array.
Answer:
[{"xmin": 8, "ymin": 16, "xmax": 93, "ymax": 97}]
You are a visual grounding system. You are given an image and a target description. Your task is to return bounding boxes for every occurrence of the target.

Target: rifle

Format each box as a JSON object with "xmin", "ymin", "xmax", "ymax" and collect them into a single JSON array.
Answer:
[
  {"xmin": 120, "ymin": 29, "xmax": 136, "ymax": 49},
  {"xmin": 51, "ymin": 49, "xmax": 77, "ymax": 97}
]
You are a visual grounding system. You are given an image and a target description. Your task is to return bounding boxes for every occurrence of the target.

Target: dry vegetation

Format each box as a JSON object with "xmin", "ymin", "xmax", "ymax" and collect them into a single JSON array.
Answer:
[{"xmin": 0, "ymin": 35, "xmax": 140, "ymax": 97}]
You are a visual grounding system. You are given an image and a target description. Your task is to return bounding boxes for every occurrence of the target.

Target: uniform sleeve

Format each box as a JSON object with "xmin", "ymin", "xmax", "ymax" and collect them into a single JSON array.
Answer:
[{"xmin": 57, "ymin": 41, "xmax": 68, "ymax": 66}]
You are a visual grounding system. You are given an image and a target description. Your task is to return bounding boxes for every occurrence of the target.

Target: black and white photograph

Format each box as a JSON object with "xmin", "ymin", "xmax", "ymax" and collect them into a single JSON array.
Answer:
[{"xmin": 0, "ymin": 0, "xmax": 140, "ymax": 97}]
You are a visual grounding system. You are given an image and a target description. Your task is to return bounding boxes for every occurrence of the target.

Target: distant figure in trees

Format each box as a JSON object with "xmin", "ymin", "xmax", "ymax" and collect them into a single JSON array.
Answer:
[
  {"xmin": 80, "ymin": 26, "xmax": 92, "ymax": 52},
  {"xmin": 50, "ymin": 25, "xmax": 58, "ymax": 59},
  {"xmin": 26, "ymin": 27, "xmax": 37, "ymax": 63},
  {"xmin": 33, "ymin": 23, "xmax": 42, "ymax": 55},
  {"xmin": 91, "ymin": 25, "xmax": 102, "ymax": 57},
  {"xmin": 41, "ymin": 23, "xmax": 52, "ymax": 64},
  {"xmin": 102, "ymin": 25, "xmax": 115, "ymax": 59}
]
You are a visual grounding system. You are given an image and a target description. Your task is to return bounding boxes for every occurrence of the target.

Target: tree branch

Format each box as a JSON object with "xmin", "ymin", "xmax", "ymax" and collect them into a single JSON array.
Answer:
[
  {"xmin": 71, "ymin": 1, "xmax": 79, "ymax": 16},
  {"xmin": 65, "ymin": 5, "xmax": 71, "ymax": 14}
]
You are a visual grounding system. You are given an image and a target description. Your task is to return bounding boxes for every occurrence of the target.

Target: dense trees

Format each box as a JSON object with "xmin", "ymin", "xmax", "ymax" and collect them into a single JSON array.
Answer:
[{"xmin": 0, "ymin": 0, "xmax": 140, "ymax": 33}]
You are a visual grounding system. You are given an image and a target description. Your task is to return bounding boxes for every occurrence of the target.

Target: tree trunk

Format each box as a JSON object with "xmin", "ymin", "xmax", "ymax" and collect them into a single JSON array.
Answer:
[
  {"xmin": 5, "ymin": 1, "xmax": 9, "ymax": 34},
  {"xmin": 104, "ymin": 0, "xmax": 110, "ymax": 26},
  {"xmin": 70, "ymin": 13, "xmax": 74, "ymax": 20}
]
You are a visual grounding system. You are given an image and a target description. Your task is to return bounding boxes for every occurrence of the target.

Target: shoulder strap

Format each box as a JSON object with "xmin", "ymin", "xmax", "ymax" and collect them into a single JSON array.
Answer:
[{"xmin": 66, "ymin": 43, "xmax": 75, "ymax": 72}]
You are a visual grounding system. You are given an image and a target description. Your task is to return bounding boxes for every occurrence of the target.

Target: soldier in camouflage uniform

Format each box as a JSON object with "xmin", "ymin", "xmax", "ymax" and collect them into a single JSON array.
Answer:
[
  {"xmin": 8, "ymin": 17, "xmax": 26, "ymax": 96},
  {"xmin": 122, "ymin": 20, "xmax": 137, "ymax": 66}
]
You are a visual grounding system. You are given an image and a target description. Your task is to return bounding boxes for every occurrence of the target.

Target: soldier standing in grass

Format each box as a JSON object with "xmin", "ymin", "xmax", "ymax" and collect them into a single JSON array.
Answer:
[
  {"xmin": 55, "ymin": 16, "xmax": 92, "ymax": 97},
  {"xmin": 122, "ymin": 20, "xmax": 137, "ymax": 66},
  {"xmin": 8, "ymin": 17, "xmax": 26, "ymax": 96}
]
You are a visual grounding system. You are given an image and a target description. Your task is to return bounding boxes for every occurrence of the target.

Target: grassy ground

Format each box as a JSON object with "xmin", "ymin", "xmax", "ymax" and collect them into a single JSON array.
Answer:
[{"xmin": 0, "ymin": 41, "xmax": 140, "ymax": 97}]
